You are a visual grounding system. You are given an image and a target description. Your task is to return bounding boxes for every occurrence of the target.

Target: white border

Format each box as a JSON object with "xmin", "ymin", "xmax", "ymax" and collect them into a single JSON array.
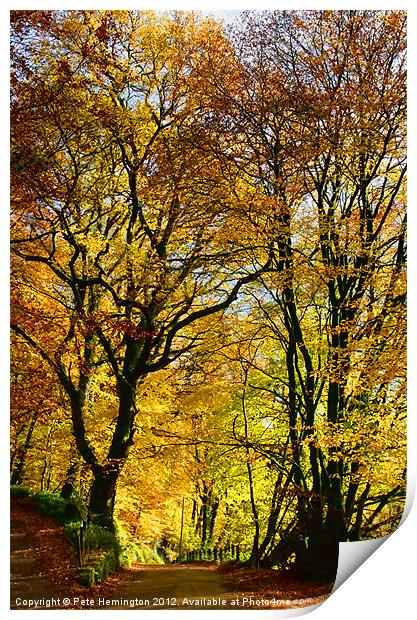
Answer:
[{"xmin": 3, "ymin": 3, "xmax": 415, "ymax": 620}]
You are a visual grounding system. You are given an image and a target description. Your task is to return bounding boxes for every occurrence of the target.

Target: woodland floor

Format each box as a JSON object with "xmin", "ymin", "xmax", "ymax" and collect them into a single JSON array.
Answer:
[{"xmin": 10, "ymin": 497, "xmax": 333, "ymax": 610}]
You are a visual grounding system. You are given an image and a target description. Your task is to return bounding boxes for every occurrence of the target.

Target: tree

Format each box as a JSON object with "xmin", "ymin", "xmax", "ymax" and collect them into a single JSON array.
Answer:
[
  {"xmin": 192, "ymin": 9, "xmax": 406, "ymax": 578},
  {"xmin": 11, "ymin": 10, "xmax": 272, "ymax": 529}
]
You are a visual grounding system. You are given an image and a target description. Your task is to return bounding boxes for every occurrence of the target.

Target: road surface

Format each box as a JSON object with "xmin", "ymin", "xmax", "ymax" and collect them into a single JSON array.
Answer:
[{"xmin": 99, "ymin": 563, "xmax": 234, "ymax": 610}]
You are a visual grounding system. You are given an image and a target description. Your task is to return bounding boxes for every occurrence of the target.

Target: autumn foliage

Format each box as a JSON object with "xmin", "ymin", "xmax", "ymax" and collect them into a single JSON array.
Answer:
[{"xmin": 11, "ymin": 10, "xmax": 406, "ymax": 582}]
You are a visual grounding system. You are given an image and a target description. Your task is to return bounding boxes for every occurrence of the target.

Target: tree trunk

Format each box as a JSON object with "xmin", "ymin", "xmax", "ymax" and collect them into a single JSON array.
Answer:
[
  {"xmin": 209, "ymin": 498, "xmax": 219, "ymax": 543},
  {"xmin": 201, "ymin": 482, "xmax": 210, "ymax": 546},
  {"xmin": 87, "ymin": 376, "xmax": 137, "ymax": 529},
  {"xmin": 10, "ymin": 413, "xmax": 38, "ymax": 486},
  {"xmin": 89, "ymin": 464, "xmax": 120, "ymax": 531},
  {"xmin": 40, "ymin": 424, "xmax": 55, "ymax": 491},
  {"xmin": 349, "ymin": 482, "xmax": 371, "ymax": 540}
]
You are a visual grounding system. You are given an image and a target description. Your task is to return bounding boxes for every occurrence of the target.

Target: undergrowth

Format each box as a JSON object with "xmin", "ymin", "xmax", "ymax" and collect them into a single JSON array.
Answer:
[{"xmin": 10, "ymin": 484, "xmax": 30, "ymax": 499}]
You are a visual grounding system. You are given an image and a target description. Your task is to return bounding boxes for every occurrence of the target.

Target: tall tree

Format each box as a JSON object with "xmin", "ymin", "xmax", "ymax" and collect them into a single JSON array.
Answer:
[
  {"xmin": 11, "ymin": 10, "xmax": 272, "ymax": 529},
  {"xmin": 195, "ymin": 9, "xmax": 406, "ymax": 578}
]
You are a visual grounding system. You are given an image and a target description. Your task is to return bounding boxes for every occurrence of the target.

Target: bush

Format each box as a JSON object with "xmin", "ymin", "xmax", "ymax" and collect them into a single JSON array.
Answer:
[
  {"xmin": 71, "ymin": 523, "xmax": 120, "ymax": 585},
  {"xmin": 84, "ymin": 523, "xmax": 118, "ymax": 551},
  {"xmin": 10, "ymin": 485, "xmax": 30, "ymax": 498},
  {"xmin": 119, "ymin": 540, "xmax": 139, "ymax": 567},
  {"xmin": 141, "ymin": 544, "xmax": 165, "ymax": 564},
  {"xmin": 64, "ymin": 520, "xmax": 78, "ymax": 543},
  {"xmin": 32, "ymin": 491, "xmax": 84, "ymax": 525},
  {"xmin": 95, "ymin": 550, "xmax": 118, "ymax": 582},
  {"xmin": 65, "ymin": 522, "xmax": 118, "ymax": 555},
  {"xmin": 77, "ymin": 566, "xmax": 96, "ymax": 587},
  {"xmin": 118, "ymin": 540, "xmax": 165, "ymax": 567},
  {"xmin": 114, "ymin": 521, "xmax": 165, "ymax": 567}
]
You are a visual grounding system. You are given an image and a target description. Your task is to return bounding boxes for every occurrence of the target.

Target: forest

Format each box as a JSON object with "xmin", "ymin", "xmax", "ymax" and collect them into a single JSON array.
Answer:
[{"xmin": 10, "ymin": 9, "xmax": 406, "ymax": 587}]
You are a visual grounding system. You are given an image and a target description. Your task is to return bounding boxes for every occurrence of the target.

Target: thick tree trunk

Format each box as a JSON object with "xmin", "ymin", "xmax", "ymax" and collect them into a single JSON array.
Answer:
[
  {"xmin": 254, "ymin": 469, "xmax": 294, "ymax": 566},
  {"xmin": 88, "ymin": 464, "xmax": 120, "ymax": 531},
  {"xmin": 295, "ymin": 537, "xmax": 339, "ymax": 582},
  {"xmin": 87, "ymin": 376, "xmax": 137, "ymax": 529}
]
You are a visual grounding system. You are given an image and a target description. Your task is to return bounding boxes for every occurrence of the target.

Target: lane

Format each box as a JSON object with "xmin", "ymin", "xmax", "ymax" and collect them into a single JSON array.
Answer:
[
  {"xmin": 10, "ymin": 529, "xmax": 52, "ymax": 603},
  {"xmin": 101, "ymin": 564, "xmax": 233, "ymax": 610}
]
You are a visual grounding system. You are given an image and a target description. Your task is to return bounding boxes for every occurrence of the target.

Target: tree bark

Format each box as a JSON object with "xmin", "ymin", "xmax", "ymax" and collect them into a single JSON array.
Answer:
[
  {"xmin": 87, "ymin": 375, "xmax": 137, "ymax": 528},
  {"xmin": 89, "ymin": 464, "xmax": 120, "ymax": 531},
  {"xmin": 10, "ymin": 413, "xmax": 38, "ymax": 486}
]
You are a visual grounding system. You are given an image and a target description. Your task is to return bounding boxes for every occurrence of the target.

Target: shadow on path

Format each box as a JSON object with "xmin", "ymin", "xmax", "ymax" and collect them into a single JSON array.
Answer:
[{"xmin": 10, "ymin": 498, "xmax": 78, "ymax": 609}]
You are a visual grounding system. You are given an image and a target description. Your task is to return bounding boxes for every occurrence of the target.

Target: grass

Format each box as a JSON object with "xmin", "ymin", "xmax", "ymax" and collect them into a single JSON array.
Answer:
[
  {"xmin": 10, "ymin": 484, "xmax": 30, "ymax": 499},
  {"xmin": 32, "ymin": 491, "xmax": 85, "ymax": 524}
]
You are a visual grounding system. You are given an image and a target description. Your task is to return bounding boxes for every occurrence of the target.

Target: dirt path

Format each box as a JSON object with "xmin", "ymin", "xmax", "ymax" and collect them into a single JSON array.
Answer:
[
  {"xmin": 97, "ymin": 563, "xmax": 233, "ymax": 610},
  {"xmin": 94, "ymin": 563, "xmax": 331, "ymax": 610}
]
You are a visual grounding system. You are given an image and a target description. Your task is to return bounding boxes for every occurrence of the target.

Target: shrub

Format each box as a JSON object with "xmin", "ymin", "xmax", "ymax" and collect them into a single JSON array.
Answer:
[
  {"xmin": 10, "ymin": 485, "xmax": 30, "ymax": 498},
  {"xmin": 118, "ymin": 540, "xmax": 165, "ymax": 566},
  {"xmin": 32, "ymin": 491, "xmax": 84, "ymax": 525},
  {"xmin": 119, "ymin": 540, "xmax": 140, "ymax": 567},
  {"xmin": 140, "ymin": 544, "xmax": 165, "ymax": 564},
  {"xmin": 84, "ymin": 523, "xmax": 118, "ymax": 552},
  {"xmin": 77, "ymin": 566, "xmax": 96, "ymax": 587},
  {"xmin": 71, "ymin": 523, "xmax": 120, "ymax": 585},
  {"xmin": 64, "ymin": 521, "xmax": 82, "ymax": 546},
  {"xmin": 114, "ymin": 521, "xmax": 165, "ymax": 567},
  {"xmin": 95, "ymin": 550, "xmax": 118, "ymax": 582}
]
